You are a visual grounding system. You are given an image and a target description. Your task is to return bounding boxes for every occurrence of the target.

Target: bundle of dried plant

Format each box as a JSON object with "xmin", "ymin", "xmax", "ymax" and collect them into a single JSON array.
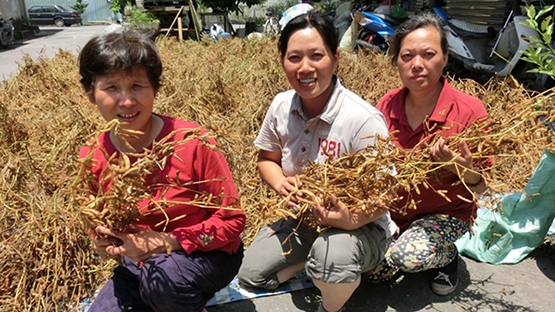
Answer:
[
  {"xmin": 1, "ymin": 34, "xmax": 553, "ymax": 310},
  {"xmin": 261, "ymin": 87, "xmax": 555, "ymax": 229},
  {"xmin": 74, "ymin": 119, "xmax": 233, "ymax": 236}
]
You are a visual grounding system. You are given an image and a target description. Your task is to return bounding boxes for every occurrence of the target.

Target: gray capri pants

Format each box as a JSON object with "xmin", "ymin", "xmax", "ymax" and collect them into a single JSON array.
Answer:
[{"xmin": 237, "ymin": 217, "xmax": 389, "ymax": 289}]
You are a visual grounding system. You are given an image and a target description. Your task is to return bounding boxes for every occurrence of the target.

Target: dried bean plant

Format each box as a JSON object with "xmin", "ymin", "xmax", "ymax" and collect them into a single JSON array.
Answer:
[
  {"xmin": 1, "ymin": 35, "xmax": 554, "ymax": 311},
  {"xmin": 73, "ymin": 119, "xmax": 233, "ymax": 236},
  {"xmin": 261, "ymin": 86, "xmax": 555, "ymax": 231}
]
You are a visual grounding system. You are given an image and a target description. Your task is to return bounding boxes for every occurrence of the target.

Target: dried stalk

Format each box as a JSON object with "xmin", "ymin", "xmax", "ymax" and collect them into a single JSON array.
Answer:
[
  {"xmin": 73, "ymin": 119, "xmax": 231, "ymax": 234},
  {"xmin": 264, "ymin": 91, "xmax": 555, "ymax": 229}
]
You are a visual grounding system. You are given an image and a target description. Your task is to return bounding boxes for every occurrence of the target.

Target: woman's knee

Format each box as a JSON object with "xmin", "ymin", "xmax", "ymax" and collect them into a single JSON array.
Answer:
[
  {"xmin": 389, "ymin": 237, "xmax": 437, "ymax": 272},
  {"xmin": 306, "ymin": 230, "xmax": 363, "ymax": 283},
  {"xmin": 237, "ymin": 264, "xmax": 280, "ymax": 289},
  {"xmin": 238, "ymin": 221, "xmax": 314, "ymax": 289},
  {"xmin": 237, "ymin": 239, "xmax": 285, "ymax": 289},
  {"xmin": 309, "ymin": 231, "xmax": 359, "ymax": 265}
]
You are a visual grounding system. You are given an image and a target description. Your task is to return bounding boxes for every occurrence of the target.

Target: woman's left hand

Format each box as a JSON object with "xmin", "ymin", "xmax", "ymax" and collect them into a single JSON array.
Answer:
[
  {"xmin": 312, "ymin": 195, "xmax": 371, "ymax": 231},
  {"xmin": 312, "ymin": 195, "xmax": 387, "ymax": 231},
  {"xmin": 95, "ymin": 225, "xmax": 176, "ymax": 263},
  {"xmin": 431, "ymin": 137, "xmax": 473, "ymax": 171},
  {"xmin": 431, "ymin": 137, "xmax": 481, "ymax": 185},
  {"xmin": 312, "ymin": 194, "xmax": 351, "ymax": 230}
]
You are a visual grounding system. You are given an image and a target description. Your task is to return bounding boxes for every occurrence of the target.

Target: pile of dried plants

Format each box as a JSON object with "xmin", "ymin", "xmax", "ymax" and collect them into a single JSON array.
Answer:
[
  {"xmin": 0, "ymin": 35, "xmax": 553, "ymax": 311},
  {"xmin": 74, "ymin": 119, "xmax": 228, "ymax": 235}
]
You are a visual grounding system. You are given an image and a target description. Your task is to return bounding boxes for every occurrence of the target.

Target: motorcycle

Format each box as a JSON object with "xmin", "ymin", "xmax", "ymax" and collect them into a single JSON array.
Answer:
[
  {"xmin": 432, "ymin": 2, "xmax": 541, "ymax": 86},
  {"xmin": 338, "ymin": 4, "xmax": 407, "ymax": 52},
  {"xmin": 356, "ymin": 5, "xmax": 407, "ymax": 52},
  {"xmin": 0, "ymin": 11, "xmax": 15, "ymax": 48}
]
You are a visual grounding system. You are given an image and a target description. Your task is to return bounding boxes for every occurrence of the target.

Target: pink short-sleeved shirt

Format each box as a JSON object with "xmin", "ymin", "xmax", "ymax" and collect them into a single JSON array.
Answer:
[{"xmin": 79, "ymin": 114, "xmax": 246, "ymax": 255}]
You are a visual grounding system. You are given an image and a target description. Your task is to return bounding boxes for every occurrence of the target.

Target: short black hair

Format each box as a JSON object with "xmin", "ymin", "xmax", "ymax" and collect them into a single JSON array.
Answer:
[
  {"xmin": 78, "ymin": 29, "xmax": 163, "ymax": 96},
  {"xmin": 388, "ymin": 12, "xmax": 447, "ymax": 66},
  {"xmin": 278, "ymin": 10, "xmax": 338, "ymax": 58}
]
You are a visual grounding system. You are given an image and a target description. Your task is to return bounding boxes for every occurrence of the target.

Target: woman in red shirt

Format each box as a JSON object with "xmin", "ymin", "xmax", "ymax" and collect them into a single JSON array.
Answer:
[
  {"xmin": 370, "ymin": 12, "xmax": 489, "ymax": 296},
  {"xmin": 78, "ymin": 29, "xmax": 245, "ymax": 312}
]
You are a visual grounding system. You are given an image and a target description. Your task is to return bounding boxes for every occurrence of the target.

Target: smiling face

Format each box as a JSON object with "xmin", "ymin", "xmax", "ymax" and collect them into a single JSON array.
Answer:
[
  {"xmin": 281, "ymin": 27, "xmax": 339, "ymax": 110},
  {"xmin": 90, "ymin": 66, "xmax": 155, "ymax": 135},
  {"xmin": 397, "ymin": 25, "xmax": 448, "ymax": 94}
]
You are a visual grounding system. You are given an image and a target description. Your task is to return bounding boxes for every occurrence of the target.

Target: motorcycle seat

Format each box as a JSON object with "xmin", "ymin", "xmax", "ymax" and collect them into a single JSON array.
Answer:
[
  {"xmin": 448, "ymin": 19, "xmax": 496, "ymax": 39},
  {"xmin": 364, "ymin": 12, "xmax": 407, "ymax": 27}
]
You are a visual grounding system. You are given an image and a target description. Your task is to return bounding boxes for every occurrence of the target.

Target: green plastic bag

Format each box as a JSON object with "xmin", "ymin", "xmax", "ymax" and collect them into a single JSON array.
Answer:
[{"xmin": 455, "ymin": 150, "xmax": 555, "ymax": 264}]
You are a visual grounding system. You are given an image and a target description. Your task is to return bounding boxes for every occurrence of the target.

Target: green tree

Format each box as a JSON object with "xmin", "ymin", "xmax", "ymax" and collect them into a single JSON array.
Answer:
[
  {"xmin": 267, "ymin": 0, "xmax": 300, "ymax": 16},
  {"xmin": 521, "ymin": 5, "xmax": 555, "ymax": 79},
  {"xmin": 110, "ymin": 0, "xmax": 132, "ymax": 14},
  {"xmin": 71, "ymin": 0, "xmax": 89, "ymax": 15},
  {"xmin": 200, "ymin": 0, "xmax": 267, "ymax": 13},
  {"xmin": 128, "ymin": 8, "xmax": 160, "ymax": 26}
]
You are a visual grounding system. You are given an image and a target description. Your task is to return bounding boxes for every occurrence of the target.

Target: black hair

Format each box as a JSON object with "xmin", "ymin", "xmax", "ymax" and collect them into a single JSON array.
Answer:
[
  {"xmin": 78, "ymin": 29, "xmax": 163, "ymax": 96},
  {"xmin": 388, "ymin": 12, "xmax": 447, "ymax": 66},
  {"xmin": 278, "ymin": 10, "xmax": 338, "ymax": 58}
]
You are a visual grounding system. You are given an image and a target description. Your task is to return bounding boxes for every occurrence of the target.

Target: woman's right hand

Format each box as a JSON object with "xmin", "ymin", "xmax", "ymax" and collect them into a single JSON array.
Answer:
[
  {"xmin": 278, "ymin": 176, "xmax": 298, "ymax": 197},
  {"xmin": 93, "ymin": 225, "xmax": 180, "ymax": 263},
  {"xmin": 92, "ymin": 232, "xmax": 117, "ymax": 260},
  {"xmin": 279, "ymin": 176, "xmax": 303, "ymax": 206},
  {"xmin": 257, "ymin": 150, "xmax": 303, "ymax": 206}
]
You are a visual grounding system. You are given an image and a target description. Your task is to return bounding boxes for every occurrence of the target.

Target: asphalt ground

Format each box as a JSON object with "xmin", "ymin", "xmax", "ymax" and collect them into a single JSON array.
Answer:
[
  {"xmin": 2, "ymin": 25, "xmax": 555, "ymax": 312},
  {"xmin": 207, "ymin": 252, "xmax": 555, "ymax": 312},
  {"xmin": 0, "ymin": 24, "xmax": 109, "ymax": 82}
]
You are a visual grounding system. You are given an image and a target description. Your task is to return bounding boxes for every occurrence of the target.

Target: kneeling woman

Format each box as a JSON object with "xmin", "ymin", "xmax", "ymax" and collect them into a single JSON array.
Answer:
[{"xmin": 237, "ymin": 7, "xmax": 397, "ymax": 312}]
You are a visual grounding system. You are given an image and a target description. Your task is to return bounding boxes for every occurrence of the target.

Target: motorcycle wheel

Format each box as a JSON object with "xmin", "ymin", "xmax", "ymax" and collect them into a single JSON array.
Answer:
[
  {"xmin": 511, "ymin": 60, "xmax": 544, "ymax": 92},
  {"xmin": 444, "ymin": 58, "xmax": 465, "ymax": 77},
  {"xmin": 355, "ymin": 39, "xmax": 383, "ymax": 52},
  {"xmin": 0, "ymin": 33, "xmax": 12, "ymax": 48}
]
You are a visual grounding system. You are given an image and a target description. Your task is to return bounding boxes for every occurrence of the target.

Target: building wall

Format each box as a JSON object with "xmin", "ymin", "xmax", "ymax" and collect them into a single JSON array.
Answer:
[
  {"xmin": 23, "ymin": 0, "xmax": 116, "ymax": 23},
  {"xmin": 0, "ymin": 0, "xmax": 27, "ymax": 21},
  {"xmin": 408, "ymin": 0, "xmax": 511, "ymax": 30}
]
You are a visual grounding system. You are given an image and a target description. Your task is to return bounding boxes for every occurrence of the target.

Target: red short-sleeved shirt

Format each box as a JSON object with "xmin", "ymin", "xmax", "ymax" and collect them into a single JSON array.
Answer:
[
  {"xmin": 376, "ymin": 78, "xmax": 489, "ymax": 231},
  {"xmin": 79, "ymin": 114, "xmax": 245, "ymax": 255}
]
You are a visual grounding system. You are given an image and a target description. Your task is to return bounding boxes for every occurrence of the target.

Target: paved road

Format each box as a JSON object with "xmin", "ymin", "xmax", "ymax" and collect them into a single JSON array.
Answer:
[
  {"xmin": 0, "ymin": 25, "xmax": 109, "ymax": 82},
  {"xmin": 207, "ymin": 254, "xmax": 555, "ymax": 311}
]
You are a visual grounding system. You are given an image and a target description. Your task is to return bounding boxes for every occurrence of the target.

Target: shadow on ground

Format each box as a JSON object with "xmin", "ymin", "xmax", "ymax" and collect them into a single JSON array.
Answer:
[
  {"xmin": 33, "ymin": 28, "xmax": 64, "ymax": 38},
  {"xmin": 207, "ymin": 253, "xmax": 549, "ymax": 312},
  {"xmin": 529, "ymin": 236, "xmax": 555, "ymax": 283},
  {"xmin": 0, "ymin": 28, "xmax": 63, "ymax": 53}
]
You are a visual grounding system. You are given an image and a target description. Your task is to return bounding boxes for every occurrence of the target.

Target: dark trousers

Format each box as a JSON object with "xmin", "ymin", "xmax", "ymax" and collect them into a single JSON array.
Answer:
[{"xmin": 88, "ymin": 245, "xmax": 243, "ymax": 312}]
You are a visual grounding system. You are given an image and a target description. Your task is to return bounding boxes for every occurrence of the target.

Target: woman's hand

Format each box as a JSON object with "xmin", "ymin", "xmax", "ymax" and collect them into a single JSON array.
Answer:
[
  {"xmin": 431, "ymin": 137, "xmax": 472, "ymax": 168},
  {"xmin": 312, "ymin": 194, "xmax": 354, "ymax": 230},
  {"xmin": 312, "ymin": 195, "xmax": 388, "ymax": 231},
  {"xmin": 92, "ymin": 231, "xmax": 117, "ymax": 261},
  {"xmin": 278, "ymin": 176, "xmax": 305, "ymax": 207},
  {"xmin": 94, "ymin": 225, "xmax": 180, "ymax": 263},
  {"xmin": 431, "ymin": 138, "xmax": 481, "ymax": 185},
  {"xmin": 278, "ymin": 176, "xmax": 299, "ymax": 197},
  {"xmin": 257, "ymin": 150, "xmax": 304, "ymax": 206}
]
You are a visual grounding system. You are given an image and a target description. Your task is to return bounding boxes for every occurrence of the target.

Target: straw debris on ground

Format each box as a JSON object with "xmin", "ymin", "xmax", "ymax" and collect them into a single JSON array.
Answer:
[{"xmin": 0, "ymin": 35, "xmax": 553, "ymax": 311}]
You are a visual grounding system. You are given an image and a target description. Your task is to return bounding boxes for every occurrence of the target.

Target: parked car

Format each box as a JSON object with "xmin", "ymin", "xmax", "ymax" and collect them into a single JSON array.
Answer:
[{"xmin": 27, "ymin": 5, "xmax": 82, "ymax": 27}]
